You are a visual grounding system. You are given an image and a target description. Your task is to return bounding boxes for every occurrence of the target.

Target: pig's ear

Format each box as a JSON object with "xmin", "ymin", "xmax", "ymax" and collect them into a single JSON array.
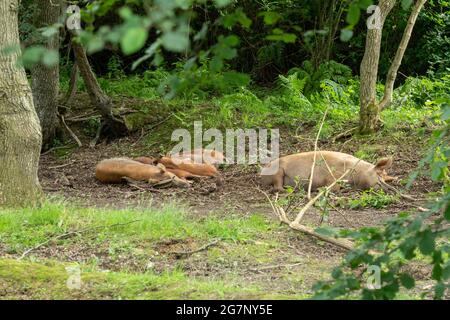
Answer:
[{"xmin": 375, "ymin": 157, "xmax": 393, "ymax": 171}]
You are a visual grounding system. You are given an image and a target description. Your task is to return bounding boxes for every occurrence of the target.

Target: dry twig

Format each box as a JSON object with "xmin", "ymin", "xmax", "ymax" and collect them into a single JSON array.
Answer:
[
  {"xmin": 60, "ymin": 115, "xmax": 82, "ymax": 147},
  {"xmin": 308, "ymin": 109, "xmax": 328, "ymax": 199}
]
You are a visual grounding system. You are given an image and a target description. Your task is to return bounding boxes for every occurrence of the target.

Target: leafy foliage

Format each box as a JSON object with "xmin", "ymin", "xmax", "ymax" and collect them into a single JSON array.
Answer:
[
  {"xmin": 345, "ymin": 189, "xmax": 399, "ymax": 210},
  {"xmin": 286, "ymin": 60, "xmax": 353, "ymax": 95},
  {"xmin": 312, "ymin": 95, "xmax": 450, "ymax": 300}
]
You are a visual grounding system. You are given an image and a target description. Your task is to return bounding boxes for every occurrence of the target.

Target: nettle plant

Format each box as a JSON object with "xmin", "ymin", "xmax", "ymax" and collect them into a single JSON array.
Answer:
[{"xmin": 313, "ymin": 98, "xmax": 450, "ymax": 300}]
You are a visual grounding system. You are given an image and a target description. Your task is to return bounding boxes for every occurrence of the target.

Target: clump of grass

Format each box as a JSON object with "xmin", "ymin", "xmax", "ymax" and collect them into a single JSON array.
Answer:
[{"xmin": 344, "ymin": 189, "xmax": 399, "ymax": 210}]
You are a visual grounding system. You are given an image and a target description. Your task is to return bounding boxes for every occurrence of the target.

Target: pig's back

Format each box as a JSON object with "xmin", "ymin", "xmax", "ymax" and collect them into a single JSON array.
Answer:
[{"xmin": 280, "ymin": 151, "xmax": 373, "ymax": 180}]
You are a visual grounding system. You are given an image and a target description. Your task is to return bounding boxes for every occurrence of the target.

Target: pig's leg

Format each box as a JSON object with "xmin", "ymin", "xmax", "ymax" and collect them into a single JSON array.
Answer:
[{"xmin": 271, "ymin": 168, "xmax": 285, "ymax": 193}]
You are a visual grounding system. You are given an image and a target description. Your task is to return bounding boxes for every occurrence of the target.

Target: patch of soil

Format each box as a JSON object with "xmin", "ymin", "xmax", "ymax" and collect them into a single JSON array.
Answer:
[{"xmin": 39, "ymin": 123, "xmax": 438, "ymax": 227}]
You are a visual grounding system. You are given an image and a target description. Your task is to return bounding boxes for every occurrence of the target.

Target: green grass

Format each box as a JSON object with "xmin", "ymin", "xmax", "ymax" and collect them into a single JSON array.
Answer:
[
  {"xmin": 0, "ymin": 202, "xmax": 322, "ymax": 299},
  {"xmin": 0, "ymin": 201, "xmax": 275, "ymax": 254},
  {"xmin": 0, "ymin": 258, "xmax": 270, "ymax": 299}
]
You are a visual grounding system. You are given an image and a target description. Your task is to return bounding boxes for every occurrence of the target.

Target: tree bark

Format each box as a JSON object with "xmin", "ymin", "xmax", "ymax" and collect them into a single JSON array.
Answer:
[
  {"xmin": 0, "ymin": 0, "xmax": 43, "ymax": 207},
  {"xmin": 71, "ymin": 37, "xmax": 128, "ymax": 138},
  {"xmin": 379, "ymin": 0, "xmax": 427, "ymax": 110},
  {"xmin": 31, "ymin": 0, "xmax": 61, "ymax": 149},
  {"xmin": 359, "ymin": 0, "xmax": 396, "ymax": 134}
]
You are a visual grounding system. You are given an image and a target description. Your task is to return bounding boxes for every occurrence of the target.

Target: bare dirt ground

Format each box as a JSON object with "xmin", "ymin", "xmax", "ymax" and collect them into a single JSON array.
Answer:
[{"xmin": 39, "ymin": 122, "xmax": 436, "ymax": 228}]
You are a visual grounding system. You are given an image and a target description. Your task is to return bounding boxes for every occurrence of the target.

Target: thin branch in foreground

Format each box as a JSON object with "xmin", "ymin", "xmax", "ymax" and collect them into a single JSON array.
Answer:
[
  {"xmin": 308, "ymin": 108, "xmax": 328, "ymax": 200},
  {"xmin": 293, "ymin": 164, "xmax": 358, "ymax": 226},
  {"xmin": 256, "ymin": 187, "xmax": 355, "ymax": 252}
]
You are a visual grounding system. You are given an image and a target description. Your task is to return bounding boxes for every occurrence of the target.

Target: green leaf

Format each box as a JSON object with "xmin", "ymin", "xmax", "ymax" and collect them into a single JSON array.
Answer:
[
  {"xmin": 260, "ymin": 11, "xmax": 282, "ymax": 25},
  {"xmin": 266, "ymin": 33, "xmax": 297, "ymax": 43},
  {"xmin": 221, "ymin": 46, "xmax": 237, "ymax": 60},
  {"xmin": 441, "ymin": 105, "xmax": 450, "ymax": 121},
  {"xmin": 340, "ymin": 29, "xmax": 353, "ymax": 42},
  {"xmin": 331, "ymin": 267, "xmax": 343, "ymax": 279},
  {"xmin": 431, "ymin": 161, "xmax": 447, "ymax": 181},
  {"xmin": 42, "ymin": 50, "xmax": 59, "ymax": 67},
  {"xmin": 119, "ymin": 7, "xmax": 133, "ymax": 20},
  {"xmin": 442, "ymin": 263, "xmax": 450, "ymax": 280},
  {"xmin": 419, "ymin": 230, "xmax": 435, "ymax": 255},
  {"xmin": 41, "ymin": 25, "xmax": 61, "ymax": 38},
  {"xmin": 346, "ymin": 4, "xmax": 361, "ymax": 25},
  {"xmin": 401, "ymin": 0, "xmax": 413, "ymax": 10},
  {"xmin": 210, "ymin": 56, "xmax": 223, "ymax": 72},
  {"xmin": 121, "ymin": 27, "xmax": 148, "ymax": 55},
  {"xmin": 161, "ymin": 31, "xmax": 189, "ymax": 53},
  {"xmin": 223, "ymin": 35, "xmax": 240, "ymax": 46},
  {"xmin": 432, "ymin": 263, "xmax": 442, "ymax": 280},
  {"xmin": 434, "ymin": 282, "xmax": 445, "ymax": 299},
  {"xmin": 444, "ymin": 204, "xmax": 450, "ymax": 221},
  {"xmin": 214, "ymin": 0, "xmax": 232, "ymax": 8},
  {"xmin": 222, "ymin": 72, "xmax": 250, "ymax": 87},
  {"xmin": 86, "ymin": 36, "xmax": 105, "ymax": 54},
  {"xmin": 222, "ymin": 8, "xmax": 252, "ymax": 29},
  {"xmin": 358, "ymin": 0, "xmax": 373, "ymax": 9},
  {"xmin": 20, "ymin": 46, "xmax": 46, "ymax": 67},
  {"xmin": 399, "ymin": 273, "xmax": 415, "ymax": 289}
]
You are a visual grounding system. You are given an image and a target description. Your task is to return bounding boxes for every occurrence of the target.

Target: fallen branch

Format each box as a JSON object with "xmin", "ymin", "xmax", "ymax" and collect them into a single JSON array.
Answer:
[
  {"xmin": 257, "ymin": 187, "xmax": 355, "ymax": 252},
  {"xmin": 18, "ymin": 220, "xmax": 141, "ymax": 260},
  {"xmin": 41, "ymin": 145, "xmax": 73, "ymax": 156},
  {"xmin": 378, "ymin": 179, "xmax": 419, "ymax": 202},
  {"xmin": 60, "ymin": 115, "xmax": 82, "ymax": 147},
  {"xmin": 172, "ymin": 238, "xmax": 222, "ymax": 258},
  {"xmin": 332, "ymin": 126, "xmax": 357, "ymax": 143},
  {"xmin": 66, "ymin": 115, "xmax": 101, "ymax": 123},
  {"xmin": 288, "ymin": 222, "xmax": 355, "ymax": 251},
  {"xmin": 250, "ymin": 262, "xmax": 302, "ymax": 272},
  {"xmin": 89, "ymin": 122, "xmax": 104, "ymax": 148},
  {"xmin": 293, "ymin": 166, "xmax": 356, "ymax": 226},
  {"xmin": 48, "ymin": 161, "xmax": 76, "ymax": 170}
]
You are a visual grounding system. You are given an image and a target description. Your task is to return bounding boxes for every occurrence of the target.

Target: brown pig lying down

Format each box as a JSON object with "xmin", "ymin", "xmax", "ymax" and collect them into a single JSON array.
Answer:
[
  {"xmin": 95, "ymin": 158, "xmax": 189, "ymax": 187},
  {"xmin": 260, "ymin": 151, "xmax": 395, "ymax": 192}
]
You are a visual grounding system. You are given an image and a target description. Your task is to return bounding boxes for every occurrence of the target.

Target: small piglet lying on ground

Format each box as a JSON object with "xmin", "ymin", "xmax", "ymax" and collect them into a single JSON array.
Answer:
[
  {"xmin": 134, "ymin": 148, "xmax": 224, "ymax": 184},
  {"xmin": 260, "ymin": 151, "xmax": 395, "ymax": 192}
]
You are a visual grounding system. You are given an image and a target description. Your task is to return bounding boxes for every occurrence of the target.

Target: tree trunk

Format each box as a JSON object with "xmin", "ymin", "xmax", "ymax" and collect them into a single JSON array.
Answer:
[
  {"xmin": 71, "ymin": 37, "xmax": 128, "ymax": 138},
  {"xmin": 359, "ymin": 0, "xmax": 396, "ymax": 134},
  {"xmin": 31, "ymin": 0, "xmax": 61, "ymax": 149},
  {"xmin": 0, "ymin": 0, "xmax": 43, "ymax": 207},
  {"xmin": 379, "ymin": 0, "xmax": 427, "ymax": 110}
]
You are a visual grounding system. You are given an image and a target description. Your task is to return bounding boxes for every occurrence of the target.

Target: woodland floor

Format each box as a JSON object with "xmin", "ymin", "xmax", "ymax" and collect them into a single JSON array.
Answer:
[{"xmin": 0, "ymin": 94, "xmax": 444, "ymax": 299}]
